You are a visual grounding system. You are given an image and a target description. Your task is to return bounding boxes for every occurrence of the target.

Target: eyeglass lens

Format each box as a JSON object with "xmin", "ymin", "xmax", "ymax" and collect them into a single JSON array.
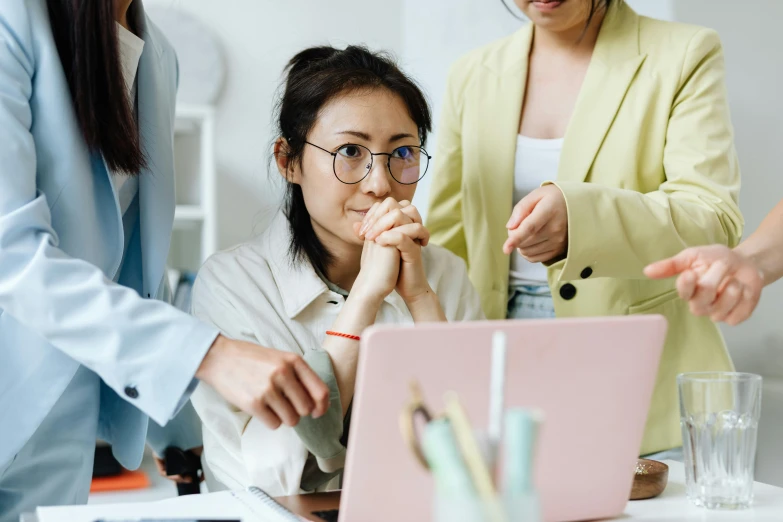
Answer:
[{"xmin": 333, "ymin": 144, "xmax": 428, "ymax": 184}]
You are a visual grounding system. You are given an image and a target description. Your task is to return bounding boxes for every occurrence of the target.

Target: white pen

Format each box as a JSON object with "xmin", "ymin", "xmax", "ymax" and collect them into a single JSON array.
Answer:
[{"xmin": 488, "ymin": 330, "xmax": 508, "ymax": 454}]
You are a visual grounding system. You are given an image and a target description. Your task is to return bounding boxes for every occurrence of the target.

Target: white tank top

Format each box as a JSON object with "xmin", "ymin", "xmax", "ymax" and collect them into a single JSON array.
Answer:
[{"xmin": 509, "ymin": 134, "xmax": 564, "ymax": 287}]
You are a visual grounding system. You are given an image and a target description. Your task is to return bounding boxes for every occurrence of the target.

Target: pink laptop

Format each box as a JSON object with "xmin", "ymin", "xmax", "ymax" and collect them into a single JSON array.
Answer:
[{"xmin": 338, "ymin": 315, "xmax": 667, "ymax": 522}]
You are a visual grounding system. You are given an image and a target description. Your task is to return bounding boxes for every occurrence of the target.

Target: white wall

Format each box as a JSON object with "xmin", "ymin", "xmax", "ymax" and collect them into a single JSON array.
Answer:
[
  {"xmin": 399, "ymin": 0, "xmax": 520, "ymax": 218},
  {"xmin": 671, "ymin": 0, "xmax": 783, "ymax": 383},
  {"xmin": 671, "ymin": 0, "xmax": 783, "ymax": 487},
  {"xmin": 146, "ymin": 0, "xmax": 403, "ymax": 250}
]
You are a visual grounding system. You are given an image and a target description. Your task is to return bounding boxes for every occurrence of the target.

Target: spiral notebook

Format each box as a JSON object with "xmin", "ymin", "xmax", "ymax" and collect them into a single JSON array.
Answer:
[
  {"xmin": 35, "ymin": 486, "xmax": 306, "ymax": 522},
  {"xmin": 233, "ymin": 487, "xmax": 304, "ymax": 522}
]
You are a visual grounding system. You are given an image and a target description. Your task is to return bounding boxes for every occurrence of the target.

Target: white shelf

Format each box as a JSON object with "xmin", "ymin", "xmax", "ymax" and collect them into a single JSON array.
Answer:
[
  {"xmin": 174, "ymin": 104, "xmax": 215, "ymax": 134},
  {"xmin": 169, "ymin": 104, "xmax": 217, "ymax": 272},
  {"xmin": 174, "ymin": 205, "xmax": 205, "ymax": 222},
  {"xmin": 176, "ymin": 103, "xmax": 215, "ymax": 121}
]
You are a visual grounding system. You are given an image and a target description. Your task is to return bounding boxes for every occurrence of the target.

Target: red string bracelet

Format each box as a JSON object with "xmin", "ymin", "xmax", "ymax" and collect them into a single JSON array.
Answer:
[{"xmin": 326, "ymin": 330, "xmax": 361, "ymax": 341}]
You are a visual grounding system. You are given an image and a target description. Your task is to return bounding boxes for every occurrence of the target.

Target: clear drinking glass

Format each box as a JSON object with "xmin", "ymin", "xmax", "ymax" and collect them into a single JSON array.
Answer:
[{"xmin": 678, "ymin": 372, "xmax": 762, "ymax": 509}]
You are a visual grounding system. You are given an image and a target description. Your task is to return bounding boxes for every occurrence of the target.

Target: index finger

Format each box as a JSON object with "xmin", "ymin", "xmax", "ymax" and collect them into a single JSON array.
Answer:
[
  {"xmin": 359, "ymin": 201, "xmax": 382, "ymax": 236},
  {"xmin": 503, "ymin": 209, "xmax": 544, "ymax": 255},
  {"xmin": 360, "ymin": 198, "xmax": 401, "ymax": 237},
  {"xmin": 376, "ymin": 223, "xmax": 430, "ymax": 248},
  {"xmin": 292, "ymin": 358, "xmax": 331, "ymax": 418},
  {"xmin": 506, "ymin": 192, "xmax": 541, "ymax": 230},
  {"xmin": 644, "ymin": 249, "xmax": 698, "ymax": 279}
]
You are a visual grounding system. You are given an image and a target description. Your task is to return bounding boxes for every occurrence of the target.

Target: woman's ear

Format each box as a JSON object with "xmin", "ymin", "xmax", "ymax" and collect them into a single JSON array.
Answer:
[{"xmin": 274, "ymin": 138, "xmax": 301, "ymax": 184}]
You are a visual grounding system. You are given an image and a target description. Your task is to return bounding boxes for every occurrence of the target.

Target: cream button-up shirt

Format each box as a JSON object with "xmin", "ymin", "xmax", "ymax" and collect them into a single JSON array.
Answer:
[{"xmin": 190, "ymin": 213, "xmax": 484, "ymax": 496}]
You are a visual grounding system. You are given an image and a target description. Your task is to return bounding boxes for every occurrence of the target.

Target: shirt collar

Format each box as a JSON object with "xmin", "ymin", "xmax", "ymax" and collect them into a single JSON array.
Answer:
[
  {"xmin": 262, "ymin": 213, "xmax": 410, "ymax": 320},
  {"xmin": 263, "ymin": 214, "xmax": 329, "ymax": 319}
]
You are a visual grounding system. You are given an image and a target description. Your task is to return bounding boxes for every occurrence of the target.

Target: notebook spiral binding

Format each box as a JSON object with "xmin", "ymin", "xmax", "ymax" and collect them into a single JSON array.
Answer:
[{"xmin": 231, "ymin": 486, "xmax": 302, "ymax": 522}]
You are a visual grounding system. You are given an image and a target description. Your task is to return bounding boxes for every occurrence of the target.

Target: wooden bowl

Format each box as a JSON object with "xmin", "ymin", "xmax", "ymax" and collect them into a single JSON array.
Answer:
[{"xmin": 630, "ymin": 458, "xmax": 669, "ymax": 500}]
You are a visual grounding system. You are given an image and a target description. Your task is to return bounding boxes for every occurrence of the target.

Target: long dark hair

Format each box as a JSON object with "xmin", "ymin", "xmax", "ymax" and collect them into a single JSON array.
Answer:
[
  {"xmin": 273, "ymin": 46, "xmax": 431, "ymax": 276},
  {"xmin": 583, "ymin": 0, "xmax": 612, "ymax": 30},
  {"xmin": 46, "ymin": 0, "xmax": 146, "ymax": 174}
]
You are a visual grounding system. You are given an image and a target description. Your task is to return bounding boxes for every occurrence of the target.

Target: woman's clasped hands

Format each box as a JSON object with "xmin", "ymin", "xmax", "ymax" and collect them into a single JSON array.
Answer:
[{"xmin": 352, "ymin": 197, "xmax": 433, "ymax": 304}]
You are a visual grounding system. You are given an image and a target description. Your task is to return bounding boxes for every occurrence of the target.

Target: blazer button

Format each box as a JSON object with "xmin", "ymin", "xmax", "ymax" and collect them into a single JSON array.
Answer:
[
  {"xmin": 124, "ymin": 386, "xmax": 139, "ymax": 399},
  {"xmin": 559, "ymin": 283, "xmax": 577, "ymax": 300},
  {"xmin": 580, "ymin": 267, "xmax": 593, "ymax": 279}
]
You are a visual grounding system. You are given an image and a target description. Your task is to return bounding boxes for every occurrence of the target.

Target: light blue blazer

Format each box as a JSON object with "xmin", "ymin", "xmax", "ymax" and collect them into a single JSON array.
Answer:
[{"xmin": 0, "ymin": 0, "xmax": 219, "ymax": 469}]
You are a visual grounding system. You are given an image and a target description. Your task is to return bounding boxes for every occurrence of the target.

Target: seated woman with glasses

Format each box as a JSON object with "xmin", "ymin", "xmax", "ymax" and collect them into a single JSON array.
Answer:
[{"xmin": 188, "ymin": 45, "xmax": 484, "ymax": 494}]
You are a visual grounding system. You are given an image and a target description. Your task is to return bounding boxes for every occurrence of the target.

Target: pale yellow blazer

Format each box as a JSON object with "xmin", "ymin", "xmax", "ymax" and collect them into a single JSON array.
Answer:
[{"xmin": 427, "ymin": 0, "xmax": 743, "ymax": 454}]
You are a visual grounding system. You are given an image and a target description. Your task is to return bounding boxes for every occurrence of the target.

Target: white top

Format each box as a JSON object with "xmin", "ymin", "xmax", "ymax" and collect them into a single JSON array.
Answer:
[
  {"xmin": 189, "ymin": 213, "xmax": 485, "ymax": 496},
  {"xmin": 112, "ymin": 23, "xmax": 144, "ymax": 214},
  {"xmin": 509, "ymin": 135, "xmax": 563, "ymax": 287}
]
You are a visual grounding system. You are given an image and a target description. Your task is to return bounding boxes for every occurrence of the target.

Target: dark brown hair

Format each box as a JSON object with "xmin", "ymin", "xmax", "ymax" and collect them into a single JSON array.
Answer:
[
  {"xmin": 46, "ymin": 0, "xmax": 146, "ymax": 174},
  {"xmin": 273, "ymin": 46, "xmax": 431, "ymax": 275},
  {"xmin": 584, "ymin": 0, "xmax": 612, "ymax": 30}
]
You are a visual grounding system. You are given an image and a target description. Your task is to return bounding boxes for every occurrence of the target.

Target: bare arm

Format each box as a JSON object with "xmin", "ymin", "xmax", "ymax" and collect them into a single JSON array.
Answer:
[
  {"xmin": 321, "ymin": 293, "xmax": 381, "ymax": 417},
  {"xmin": 644, "ymin": 200, "xmax": 783, "ymax": 326},
  {"xmin": 323, "ymin": 286, "xmax": 446, "ymax": 418},
  {"xmin": 735, "ymin": 198, "xmax": 783, "ymax": 286},
  {"xmin": 404, "ymin": 289, "xmax": 448, "ymax": 323}
]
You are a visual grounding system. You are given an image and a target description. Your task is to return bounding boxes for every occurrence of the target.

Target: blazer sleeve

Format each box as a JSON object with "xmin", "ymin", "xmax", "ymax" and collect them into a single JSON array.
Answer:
[
  {"xmin": 551, "ymin": 29, "xmax": 743, "ymax": 281},
  {"xmin": 0, "ymin": 5, "xmax": 218, "ymax": 427},
  {"xmin": 427, "ymin": 62, "xmax": 470, "ymax": 265}
]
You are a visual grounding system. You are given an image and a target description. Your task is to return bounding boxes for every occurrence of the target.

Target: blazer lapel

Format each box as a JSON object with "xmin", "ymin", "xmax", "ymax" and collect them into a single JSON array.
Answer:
[
  {"xmin": 558, "ymin": 1, "xmax": 647, "ymax": 184},
  {"xmin": 136, "ymin": 2, "xmax": 176, "ymax": 298},
  {"xmin": 475, "ymin": 25, "xmax": 533, "ymax": 273}
]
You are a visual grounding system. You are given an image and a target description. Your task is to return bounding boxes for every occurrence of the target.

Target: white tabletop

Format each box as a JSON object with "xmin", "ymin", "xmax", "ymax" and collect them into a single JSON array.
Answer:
[
  {"xmin": 25, "ymin": 461, "xmax": 783, "ymax": 522},
  {"xmin": 620, "ymin": 461, "xmax": 783, "ymax": 521}
]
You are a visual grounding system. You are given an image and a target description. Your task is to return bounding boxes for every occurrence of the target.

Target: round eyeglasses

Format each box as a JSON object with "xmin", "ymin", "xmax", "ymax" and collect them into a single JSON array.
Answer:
[{"xmin": 305, "ymin": 141, "xmax": 431, "ymax": 185}]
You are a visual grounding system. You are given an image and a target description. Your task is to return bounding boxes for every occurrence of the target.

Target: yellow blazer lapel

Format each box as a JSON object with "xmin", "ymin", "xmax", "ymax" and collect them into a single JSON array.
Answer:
[
  {"xmin": 558, "ymin": 1, "xmax": 647, "ymax": 184},
  {"xmin": 474, "ymin": 25, "xmax": 533, "ymax": 274}
]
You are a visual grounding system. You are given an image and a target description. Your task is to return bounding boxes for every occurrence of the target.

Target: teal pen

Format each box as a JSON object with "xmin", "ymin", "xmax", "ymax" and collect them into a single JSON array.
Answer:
[
  {"xmin": 502, "ymin": 408, "xmax": 541, "ymax": 495},
  {"xmin": 422, "ymin": 418, "xmax": 477, "ymax": 496}
]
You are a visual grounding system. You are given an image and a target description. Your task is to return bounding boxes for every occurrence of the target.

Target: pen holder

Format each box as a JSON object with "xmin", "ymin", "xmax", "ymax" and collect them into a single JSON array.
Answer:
[
  {"xmin": 433, "ymin": 491, "xmax": 541, "ymax": 522},
  {"xmin": 503, "ymin": 491, "xmax": 542, "ymax": 522}
]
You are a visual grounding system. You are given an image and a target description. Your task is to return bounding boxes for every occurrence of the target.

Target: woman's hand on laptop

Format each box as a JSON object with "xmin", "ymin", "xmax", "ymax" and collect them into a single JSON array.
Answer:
[{"xmin": 196, "ymin": 335, "xmax": 331, "ymax": 429}]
